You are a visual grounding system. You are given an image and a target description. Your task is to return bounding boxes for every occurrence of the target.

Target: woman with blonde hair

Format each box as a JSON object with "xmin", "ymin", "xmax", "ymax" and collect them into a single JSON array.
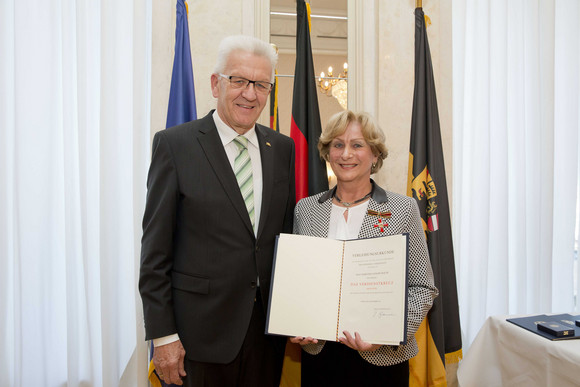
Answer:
[{"xmin": 290, "ymin": 110, "xmax": 437, "ymax": 386}]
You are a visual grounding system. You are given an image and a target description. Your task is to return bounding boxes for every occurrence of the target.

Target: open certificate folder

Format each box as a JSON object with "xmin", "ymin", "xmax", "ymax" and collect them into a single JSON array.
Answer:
[{"xmin": 266, "ymin": 233, "xmax": 409, "ymax": 345}]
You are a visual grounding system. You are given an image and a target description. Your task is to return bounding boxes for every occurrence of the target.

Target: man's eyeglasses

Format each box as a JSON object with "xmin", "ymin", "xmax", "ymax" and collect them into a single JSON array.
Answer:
[{"xmin": 218, "ymin": 73, "xmax": 273, "ymax": 94}]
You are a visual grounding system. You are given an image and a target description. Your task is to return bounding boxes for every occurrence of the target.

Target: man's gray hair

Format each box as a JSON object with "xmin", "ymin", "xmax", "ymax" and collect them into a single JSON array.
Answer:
[{"xmin": 213, "ymin": 35, "xmax": 278, "ymax": 82}]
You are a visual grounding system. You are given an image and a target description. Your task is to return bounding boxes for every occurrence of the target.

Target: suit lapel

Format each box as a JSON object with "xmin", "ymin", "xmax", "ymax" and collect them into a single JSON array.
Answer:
[
  {"xmin": 312, "ymin": 195, "xmax": 333, "ymax": 238},
  {"xmin": 197, "ymin": 116, "xmax": 254, "ymax": 235},
  {"xmin": 256, "ymin": 126, "xmax": 272, "ymax": 239},
  {"xmin": 311, "ymin": 182, "xmax": 391, "ymax": 240}
]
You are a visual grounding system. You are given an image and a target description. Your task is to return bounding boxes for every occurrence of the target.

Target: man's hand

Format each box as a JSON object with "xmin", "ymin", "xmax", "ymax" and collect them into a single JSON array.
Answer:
[
  {"xmin": 338, "ymin": 331, "xmax": 381, "ymax": 352},
  {"xmin": 153, "ymin": 340, "xmax": 187, "ymax": 385}
]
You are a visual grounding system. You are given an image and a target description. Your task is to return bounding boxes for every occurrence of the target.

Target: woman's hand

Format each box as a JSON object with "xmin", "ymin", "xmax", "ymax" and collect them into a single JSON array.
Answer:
[
  {"xmin": 289, "ymin": 336, "xmax": 319, "ymax": 345},
  {"xmin": 338, "ymin": 331, "xmax": 381, "ymax": 352}
]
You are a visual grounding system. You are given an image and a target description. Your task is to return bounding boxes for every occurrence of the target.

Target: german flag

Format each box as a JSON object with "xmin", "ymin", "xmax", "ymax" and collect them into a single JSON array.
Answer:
[
  {"xmin": 289, "ymin": 0, "xmax": 328, "ymax": 202},
  {"xmin": 281, "ymin": 3, "xmax": 329, "ymax": 385},
  {"xmin": 407, "ymin": 7, "xmax": 463, "ymax": 387}
]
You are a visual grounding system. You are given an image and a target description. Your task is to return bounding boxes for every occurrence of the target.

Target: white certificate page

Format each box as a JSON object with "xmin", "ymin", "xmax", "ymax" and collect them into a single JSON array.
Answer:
[
  {"xmin": 338, "ymin": 235, "xmax": 408, "ymax": 345},
  {"xmin": 266, "ymin": 234, "xmax": 344, "ymax": 341},
  {"xmin": 266, "ymin": 233, "xmax": 408, "ymax": 344}
]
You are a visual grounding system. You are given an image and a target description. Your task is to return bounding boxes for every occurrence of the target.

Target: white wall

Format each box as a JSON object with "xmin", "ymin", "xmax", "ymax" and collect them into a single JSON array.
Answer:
[{"xmin": 375, "ymin": 0, "xmax": 453, "ymax": 196}]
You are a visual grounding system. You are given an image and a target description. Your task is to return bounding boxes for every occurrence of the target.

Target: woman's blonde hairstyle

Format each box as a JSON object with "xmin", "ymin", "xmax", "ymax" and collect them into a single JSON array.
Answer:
[{"xmin": 318, "ymin": 110, "xmax": 388, "ymax": 174}]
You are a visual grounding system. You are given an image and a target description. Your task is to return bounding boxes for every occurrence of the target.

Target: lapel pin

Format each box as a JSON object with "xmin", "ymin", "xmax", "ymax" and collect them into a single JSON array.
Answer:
[{"xmin": 266, "ymin": 142, "xmax": 271, "ymax": 147}]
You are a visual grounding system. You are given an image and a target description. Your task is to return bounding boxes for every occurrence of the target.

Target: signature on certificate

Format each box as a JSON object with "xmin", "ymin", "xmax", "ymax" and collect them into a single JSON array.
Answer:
[{"xmin": 373, "ymin": 310, "xmax": 393, "ymax": 319}]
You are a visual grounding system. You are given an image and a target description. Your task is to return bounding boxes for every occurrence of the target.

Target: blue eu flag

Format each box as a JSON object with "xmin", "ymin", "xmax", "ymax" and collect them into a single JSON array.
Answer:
[
  {"xmin": 150, "ymin": 4, "xmax": 196, "ymax": 386},
  {"xmin": 166, "ymin": 0, "xmax": 197, "ymax": 128}
]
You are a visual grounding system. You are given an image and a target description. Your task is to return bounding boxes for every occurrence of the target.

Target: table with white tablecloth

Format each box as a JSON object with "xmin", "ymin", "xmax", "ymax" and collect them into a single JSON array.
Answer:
[{"xmin": 457, "ymin": 315, "xmax": 580, "ymax": 387}]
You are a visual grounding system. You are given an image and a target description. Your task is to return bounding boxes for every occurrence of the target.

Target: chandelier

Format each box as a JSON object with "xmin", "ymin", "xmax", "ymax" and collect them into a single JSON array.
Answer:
[{"xmin": 318, "ymin": 62, "xmax": 348, "ymax": 110}]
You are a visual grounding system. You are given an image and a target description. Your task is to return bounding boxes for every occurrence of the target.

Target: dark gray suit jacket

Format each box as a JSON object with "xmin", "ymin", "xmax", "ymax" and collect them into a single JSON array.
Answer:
[{"xmin": 139, "ymin": 111, "xmax": 295, "ymax": 364}]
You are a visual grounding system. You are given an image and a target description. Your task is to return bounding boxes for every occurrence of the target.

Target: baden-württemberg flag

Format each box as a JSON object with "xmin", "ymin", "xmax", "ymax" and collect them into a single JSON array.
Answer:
[
  {"xmin": 289, "ymin": 0, "xmax": 328, "ymax": 202},
  {"xmin": 407, "ymin": 7, "xmax": 462, "ymax": 387}
]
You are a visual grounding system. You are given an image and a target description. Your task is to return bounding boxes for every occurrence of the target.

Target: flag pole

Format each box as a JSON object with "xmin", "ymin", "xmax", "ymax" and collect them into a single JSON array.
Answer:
[{"xmin": 416, "ymin": 0, "xmax": 422, "ymax": 8}]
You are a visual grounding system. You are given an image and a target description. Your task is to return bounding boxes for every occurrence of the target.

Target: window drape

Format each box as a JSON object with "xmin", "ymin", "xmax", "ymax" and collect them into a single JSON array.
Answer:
[
  {"xmin": 452, "ymin": 0, "xmax": 580, "ymax": 350},
  {"xmin": 0, "ymin": 1, "xmax": 151, "ymax": 385}
]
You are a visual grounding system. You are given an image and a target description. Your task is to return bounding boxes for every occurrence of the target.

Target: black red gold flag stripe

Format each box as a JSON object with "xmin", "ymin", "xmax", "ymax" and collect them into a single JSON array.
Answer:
[
  {"xmin": 281, "ymin": 3, "xmax": 329, "ymax": 385},
  {"xmin": 289, "ymin": 0, "xmax": 328, "ymax": 202},
  {"xmin": 407, "ymin": 7, "xmax": 463, "ymax": 387}
]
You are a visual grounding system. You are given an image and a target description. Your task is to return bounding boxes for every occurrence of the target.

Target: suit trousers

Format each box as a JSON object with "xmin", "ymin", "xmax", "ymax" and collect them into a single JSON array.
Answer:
[{"xmin": 183, "ymin": 290, "xmax": 285, "ymax": 387}]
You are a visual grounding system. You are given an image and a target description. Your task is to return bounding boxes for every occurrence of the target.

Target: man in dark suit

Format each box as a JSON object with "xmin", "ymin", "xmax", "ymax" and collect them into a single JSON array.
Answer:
[{"xmin": 139, "ymin": 35, "xmax": 295, "ymax": 386}]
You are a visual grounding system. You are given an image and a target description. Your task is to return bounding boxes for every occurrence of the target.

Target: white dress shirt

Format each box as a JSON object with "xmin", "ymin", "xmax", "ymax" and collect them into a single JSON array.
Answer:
[
  {"xmin": 213, "ymin": 111, "xmax": 263, "ymax": 234},
  {"xmin": 328, "ymin": 201, "xmax": 370, "ymax": 240}
]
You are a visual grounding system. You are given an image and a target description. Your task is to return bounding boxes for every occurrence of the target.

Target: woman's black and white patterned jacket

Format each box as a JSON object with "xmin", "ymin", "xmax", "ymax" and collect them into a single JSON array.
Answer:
[{"xmin": 293, "ymin": 180, "xmax": 438, "ymax": 366}]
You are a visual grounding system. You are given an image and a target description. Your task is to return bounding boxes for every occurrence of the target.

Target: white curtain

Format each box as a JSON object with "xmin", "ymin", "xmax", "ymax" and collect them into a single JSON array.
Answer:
[
  {"xmin": 0, "ymin": 1, "xmax": 151, "ymax": 386},
  {"xmin": 452, "ymin": 0, "xmax": 580, "ymax": 350}
]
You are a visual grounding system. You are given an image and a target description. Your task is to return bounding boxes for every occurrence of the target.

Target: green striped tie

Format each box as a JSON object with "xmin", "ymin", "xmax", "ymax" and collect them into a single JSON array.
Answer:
[{"xmin": 233, "ymin": 136, "xmax": 255, "ymax": 230}]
